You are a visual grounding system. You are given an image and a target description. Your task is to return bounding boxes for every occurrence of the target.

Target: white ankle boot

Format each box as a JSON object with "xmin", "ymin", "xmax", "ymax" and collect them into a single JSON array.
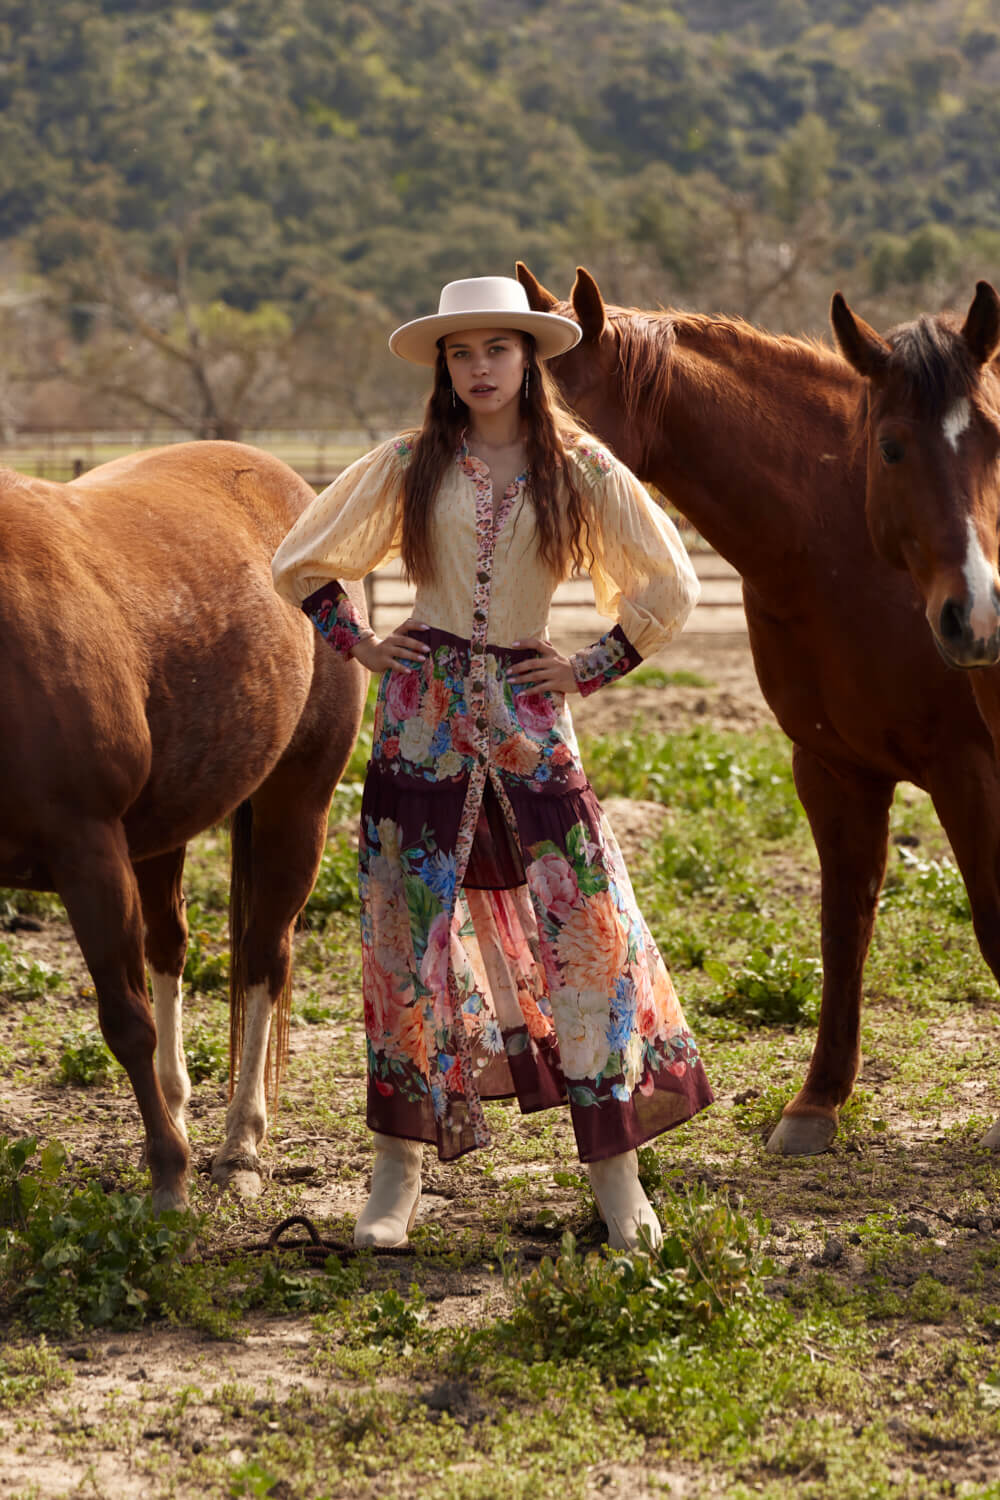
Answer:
[
  {"xmin": 587, "ymin": 1150, "xmax": 662, "ymax": 1251},
  {"xmin": 353, "ymin": 1132, "xmax": 423, "ymax": 1248}
]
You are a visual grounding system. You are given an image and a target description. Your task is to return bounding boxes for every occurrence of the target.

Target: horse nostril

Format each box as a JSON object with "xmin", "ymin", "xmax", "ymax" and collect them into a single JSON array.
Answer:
[{"xmin": 938, "ymin": 598, "xmax": 967, "ymax": 647}]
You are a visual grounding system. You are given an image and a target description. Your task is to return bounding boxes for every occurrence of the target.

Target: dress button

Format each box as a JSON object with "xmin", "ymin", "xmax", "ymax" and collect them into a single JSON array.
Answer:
[
  {"xmin": 473, "ymin": 609, "xmax": 487, "ymax": 623},
  {"xmin": 475, "ymin": 716, "xmax": 488, "ymax": 730},
  {"xmin": 478, "ymin": 752, "xmax": 488, "ymax": 766},
  {"xmin": 471, "ymin": 642, "xmax": 485, "ymax": 655},
  {"xmin": 477, "ymin": 570, "xmax": 490, "ymax": 583}
]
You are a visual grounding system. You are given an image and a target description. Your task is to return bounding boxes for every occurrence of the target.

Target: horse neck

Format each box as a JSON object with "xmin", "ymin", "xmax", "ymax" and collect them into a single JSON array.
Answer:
[{"xmin": 620, "ymin": 315, "xmax": 864, "ymax": 580}]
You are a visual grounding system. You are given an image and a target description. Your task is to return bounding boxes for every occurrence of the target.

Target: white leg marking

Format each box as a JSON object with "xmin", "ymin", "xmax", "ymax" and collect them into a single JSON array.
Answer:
[
  {"xmin": 963, "ymin": 516, "xmax": 1000, "ymax": 643},
  {"xmin": 943, "ymin": 397, "xmax": 971, "ymax": 451},
  {"xmin": 220, "ymin": 982, "xmax": 272, "ymax": 1163},
  {"xmin": 150, "ymin": 968, "xmax": 192, "ymax": 1142}
]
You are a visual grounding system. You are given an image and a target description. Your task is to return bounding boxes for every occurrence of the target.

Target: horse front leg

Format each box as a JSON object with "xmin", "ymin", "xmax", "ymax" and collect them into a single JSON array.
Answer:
[
  {"xmin": 924, "ymin": 745, "xmax": 1000, "ymax": 1147},
  {"xmin": 55, "ymin": 822, "xmax": 190, "ymax": 1210},
  {"xmin": 135, "ymin": 847, "xmax": 192, "ymax": 1143},
  {"xmin": 766, "ymin": 749, "xmax": 894, "ymax": 1156}
]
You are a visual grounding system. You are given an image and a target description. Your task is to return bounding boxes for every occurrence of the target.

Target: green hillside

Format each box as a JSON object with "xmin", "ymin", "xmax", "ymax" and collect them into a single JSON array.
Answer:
[{"xmin": 2, "ymin": 0, "xmax": 998, "ymax": 432}]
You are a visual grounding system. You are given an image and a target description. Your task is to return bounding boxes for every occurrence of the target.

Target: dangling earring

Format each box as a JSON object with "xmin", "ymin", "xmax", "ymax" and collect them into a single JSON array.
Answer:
[
  {"xmin": 523, "ymin": 367, "xmax": 530, "ymax": 399},
  {"xmin": 451, "ymin": 384, "xmax": 456, "ymax": 408}
]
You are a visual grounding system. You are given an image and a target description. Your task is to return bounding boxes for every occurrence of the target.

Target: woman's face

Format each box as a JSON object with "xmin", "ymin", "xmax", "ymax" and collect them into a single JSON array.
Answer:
[{"xmin": 443, "ymin": 328, "xmax": 527, "ymax": 417}]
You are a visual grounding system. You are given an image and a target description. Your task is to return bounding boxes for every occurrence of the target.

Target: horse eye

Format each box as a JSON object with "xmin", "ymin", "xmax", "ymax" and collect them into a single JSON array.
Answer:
[{"xmin": 879, "ymin": 438, "xmax": 905, "ymax": 465}]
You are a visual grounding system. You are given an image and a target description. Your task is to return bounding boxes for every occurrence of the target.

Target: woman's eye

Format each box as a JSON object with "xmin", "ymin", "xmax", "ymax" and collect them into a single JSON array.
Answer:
[{"xmin": 879, "ymin": 438, "xmax": 905, "ymax": 465}]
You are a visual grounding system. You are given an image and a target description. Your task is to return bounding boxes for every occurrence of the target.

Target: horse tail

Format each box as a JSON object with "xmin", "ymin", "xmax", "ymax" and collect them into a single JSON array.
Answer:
[{"xmin": 227, "ymin": 799, "xmax": 293, "ymax": 1114}]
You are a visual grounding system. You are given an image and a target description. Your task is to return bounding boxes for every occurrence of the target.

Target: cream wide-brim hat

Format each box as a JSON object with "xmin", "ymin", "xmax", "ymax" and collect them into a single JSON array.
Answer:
[{"xmin": 388, "ymin": 276, "xmax": 581, "ymax": 366}]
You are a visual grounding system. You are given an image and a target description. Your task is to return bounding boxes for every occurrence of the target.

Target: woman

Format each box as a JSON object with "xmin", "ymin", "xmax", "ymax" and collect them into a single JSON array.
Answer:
[{"xmin": 271, "ymin": 275, "xmax": 712, "ymax": 1251}]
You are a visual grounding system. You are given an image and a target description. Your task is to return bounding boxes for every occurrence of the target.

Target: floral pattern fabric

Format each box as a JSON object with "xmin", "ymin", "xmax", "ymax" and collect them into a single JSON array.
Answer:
[
  {"xmin": 359, "ymin": 627, "xmax": 713, "ymax": 1163},
  {"xmin": 570, "ymin": 624, "xmax": 643, "ymax": 696},
  {"xmin": 301, "ymin": 580, "xmax": 371, "ymax": 659}
]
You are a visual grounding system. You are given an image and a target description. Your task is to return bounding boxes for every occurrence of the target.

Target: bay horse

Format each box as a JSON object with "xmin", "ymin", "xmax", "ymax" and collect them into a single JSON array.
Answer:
[
  {"xmin": 517, "ymin": 262, "xmax": 1000, "ymax": 1155},
  {"xmin": 0, "ymin": 442, "xmax": 366, "ymax": 1209}
]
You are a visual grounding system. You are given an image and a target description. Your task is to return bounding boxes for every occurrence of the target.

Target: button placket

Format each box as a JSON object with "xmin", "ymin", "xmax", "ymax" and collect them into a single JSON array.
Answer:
[{"xmin": 466, "ymin": 463, "xmax": 497, "ymax": 769}]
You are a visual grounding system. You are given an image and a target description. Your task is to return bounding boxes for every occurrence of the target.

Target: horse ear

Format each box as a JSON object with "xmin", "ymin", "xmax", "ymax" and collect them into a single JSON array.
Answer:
[
  {"xmin": 515, "ymin": 262, "xmax": 559, "ymax": 313},
  {"xmin": 571, "ymin": 267, "xmax": 607, "ymax": 344},
  {"xmin": 831, "ymin": 292, "xmax": 890, "ymax": 379},
  {"xmin": 961, "ymin": 281, "xmax": 1000, "ymax": 368}
]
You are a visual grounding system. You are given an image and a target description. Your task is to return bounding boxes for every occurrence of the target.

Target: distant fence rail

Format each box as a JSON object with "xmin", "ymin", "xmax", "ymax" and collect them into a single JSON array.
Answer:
[{"xmin": 4, "ymin": 432, "xmax": 745, "ymax": 635}]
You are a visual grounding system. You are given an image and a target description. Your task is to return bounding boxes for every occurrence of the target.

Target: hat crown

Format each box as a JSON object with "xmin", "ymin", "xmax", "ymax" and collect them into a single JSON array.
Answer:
[{"xmin": 436, "ymin": 277, "xmax": 532, "ymax": 320}]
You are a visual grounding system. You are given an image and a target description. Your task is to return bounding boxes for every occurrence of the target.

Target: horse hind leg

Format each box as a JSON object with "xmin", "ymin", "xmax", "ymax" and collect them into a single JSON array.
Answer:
[
  {"xmin": 212, "ymin": 769, "xmax": 334, "ymax": 1197},
  {"xmin": 54, "ymin": 822, "xmax": 189, "ymax": 1210},
  {"xmin": 766, "ymin": 750, "xmax": 894, "ymax": 1157},
  {"xmin": 135, "ymin": 847, "xmax": 192, "ymax": 1142}
]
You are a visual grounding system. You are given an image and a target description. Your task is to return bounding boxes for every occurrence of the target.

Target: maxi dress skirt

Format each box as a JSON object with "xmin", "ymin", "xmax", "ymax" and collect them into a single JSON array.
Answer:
[{"xmin": 359, "ymin": 623, "xmax": 713, "ymax": 1163}]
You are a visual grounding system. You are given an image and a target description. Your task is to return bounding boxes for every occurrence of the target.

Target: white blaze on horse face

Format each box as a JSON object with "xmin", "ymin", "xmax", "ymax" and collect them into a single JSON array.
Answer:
[
  {"xmin": 220, "ymin": 982, "xmax": 272, "ymax": 1159},
  {"xmin": 150, "ymin": 969, "xmax": 192, "ymax": 1140},
  {"xmin": 943, "ymin": 398, "xmax": 972, "ymax": 451},
  {"xmin": 963, "ymin": 516, "xmax": 1000, "ymax": 643}
]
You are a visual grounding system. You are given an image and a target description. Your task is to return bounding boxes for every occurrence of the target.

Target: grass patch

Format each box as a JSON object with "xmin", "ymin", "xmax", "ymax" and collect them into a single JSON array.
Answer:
[{"xmin": 4, "ymin": 710, "xmax": 1000, "ymax": 1496}]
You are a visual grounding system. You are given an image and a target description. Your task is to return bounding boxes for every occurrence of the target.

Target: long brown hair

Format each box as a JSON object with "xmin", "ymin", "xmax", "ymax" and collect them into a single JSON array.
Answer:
[{"xmin": 400, "ymin": 333, "xmax": 591, "ymax": 586}]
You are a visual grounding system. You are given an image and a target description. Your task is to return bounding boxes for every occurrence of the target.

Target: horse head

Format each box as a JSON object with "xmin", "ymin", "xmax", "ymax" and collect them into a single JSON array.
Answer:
[
  {"xmin": 833, "ymin": 282, "xmax": 1000, "ymax": 667},
  {"xmin": 516, "ymin": 263, "xmax": 649, "ymax": 472}
]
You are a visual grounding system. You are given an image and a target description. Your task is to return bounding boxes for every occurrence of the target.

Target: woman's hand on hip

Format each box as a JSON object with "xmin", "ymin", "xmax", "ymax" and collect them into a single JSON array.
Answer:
[
  {"xmin": 507, "ymin": 637, "xmax": 579, "ymax": 694},
  {"xmin": 351, "ymin": 619, "xmax": 430, "ymax": 673}
]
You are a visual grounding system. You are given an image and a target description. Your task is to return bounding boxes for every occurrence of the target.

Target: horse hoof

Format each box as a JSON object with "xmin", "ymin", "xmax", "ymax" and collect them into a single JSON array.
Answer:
[
  {"xmin": 211, "ymin": 1152, "xmax": 264, "ymax": 1197},
  {"xmin": 227, "ymin": 1168, "xmax": 264, "ymax": 1199},
  {"xmin": 980, "ymin": 1121, "xmax": 1000, "ymax": 1150},
  {"xmin": 765, "ymin": 1114, "xmax": 837, "ymax": 1156},
  {"xmin": 151, "ymin": 1184, "xmax": 189, "ymax": 1215}
]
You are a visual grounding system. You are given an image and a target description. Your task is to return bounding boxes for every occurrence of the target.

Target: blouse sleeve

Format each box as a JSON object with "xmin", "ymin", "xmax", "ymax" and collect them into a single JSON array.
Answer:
[
  {"xmin": 271, "ymin": 436, "xmax": 407, "ymax": 660},
  {"xmin": 567, "ymin": 441, "xmax": 700, "ymax": 695}
]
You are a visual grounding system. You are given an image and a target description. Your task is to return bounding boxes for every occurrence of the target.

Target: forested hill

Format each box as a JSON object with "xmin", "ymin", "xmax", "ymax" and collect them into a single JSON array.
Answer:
[{"xmin": 2, "ymin": 0, "xmax": 999, "ymax": 433}]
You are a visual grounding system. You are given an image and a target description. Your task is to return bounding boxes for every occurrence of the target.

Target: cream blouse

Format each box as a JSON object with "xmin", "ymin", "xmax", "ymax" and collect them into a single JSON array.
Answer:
[{"xmin": 271, "ymin": 434, "xmax": 699, "ymax": 660}]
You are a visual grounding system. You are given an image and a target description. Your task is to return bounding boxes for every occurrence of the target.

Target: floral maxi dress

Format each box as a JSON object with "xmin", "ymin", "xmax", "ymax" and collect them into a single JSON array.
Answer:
[{"xmin": 271, "ymin": 434, "xmax": 713, "ymax": 1161}]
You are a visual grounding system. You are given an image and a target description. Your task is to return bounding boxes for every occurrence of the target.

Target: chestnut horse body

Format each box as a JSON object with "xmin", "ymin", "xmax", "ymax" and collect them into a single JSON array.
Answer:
[
  {"xmin": 0, "ymin": 442, "xmax": 366, "ymax": 1207},
  {"xmin": 518, "ymin": 263, "xmax": 1000, "ymax": 1154}
]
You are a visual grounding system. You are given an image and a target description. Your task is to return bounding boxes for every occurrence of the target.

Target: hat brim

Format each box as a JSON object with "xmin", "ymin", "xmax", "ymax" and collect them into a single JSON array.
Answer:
[{"xmin": 388, "ymin": 310, "xmax": 581, "ymax": 366}]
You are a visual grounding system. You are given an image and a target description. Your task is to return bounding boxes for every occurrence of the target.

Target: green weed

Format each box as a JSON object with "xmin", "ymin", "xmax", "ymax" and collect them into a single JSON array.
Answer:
[
  {"xmin": 703, "ymin": 944, "xmax": 821, "ymax": 1028},
  {"xmin": 880, "ymin": 845, "xmax": 971, "ymax": 921},
  {"xmin": 0, "ymin": 1341, "xmax": 72, "ymax": 1408},
  {"xmin": 182, "ymin": 927, "xmax": 229, "ymax": 996},
  {"xmin": 474, "ymin": 1184, "xmax": 768, "ymax": 1376},
  {"xmin": 294, "ymin": 990, "xmax": 332, "ymax": 1025},
  {"xmin": 55, "ymin": 1027, "xmax": 114, "ymax": 1086},
  {"xmin": 612, "ymin": 664, "xmax": 711, "ymax": 689},
  {"xmin": 0, "ymin": 942, "xmax": 63, "ymax": 1002},
  {"xmin": 0, "ymin": 1140, "xmax": 199, "ymax": 1333},
  {"xmin": 183, "ymin": 1023, "xmax": 227, "ymax": 1083}
]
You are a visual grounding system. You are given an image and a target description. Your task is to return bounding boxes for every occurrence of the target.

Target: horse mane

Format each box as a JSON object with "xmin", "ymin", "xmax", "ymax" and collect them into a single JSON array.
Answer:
[
  {"xmin": 608, "ymin": 304, "xmax": 849, "ymax": 451},
  {"xmin": 885, "ymin": 315, "xmax": 980, "ymax": 414}
]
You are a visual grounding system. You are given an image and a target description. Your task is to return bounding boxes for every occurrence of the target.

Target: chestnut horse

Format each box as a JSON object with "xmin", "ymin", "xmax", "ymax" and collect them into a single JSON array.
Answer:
[
  {"xmin": 831, "ymin": 283, "xmax": 1000, "ymax": 758},
  {"xmin": 0, "ymin": 442, "xmax": 366, "ymax": 1208},
  {"xmin": 517, "ymin": 262, "xmax": 1000, "ymax": 1155}
]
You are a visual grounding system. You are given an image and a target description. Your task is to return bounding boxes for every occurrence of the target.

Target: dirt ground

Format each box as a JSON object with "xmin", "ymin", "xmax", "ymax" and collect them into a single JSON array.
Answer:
[{"xmin": 10, "ymin": 628, "xmax": 999, "ymax": 1497}]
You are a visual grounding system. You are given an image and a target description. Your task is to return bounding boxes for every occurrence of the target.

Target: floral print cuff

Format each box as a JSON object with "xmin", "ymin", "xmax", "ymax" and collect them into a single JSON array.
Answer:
[
  {"xmin": 570, "ymin": 624, "xmax": 643, "ymax": 697},
  {"xmin": 301, "ymin": 580, "xmax": 372, "ymax": 660}
]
